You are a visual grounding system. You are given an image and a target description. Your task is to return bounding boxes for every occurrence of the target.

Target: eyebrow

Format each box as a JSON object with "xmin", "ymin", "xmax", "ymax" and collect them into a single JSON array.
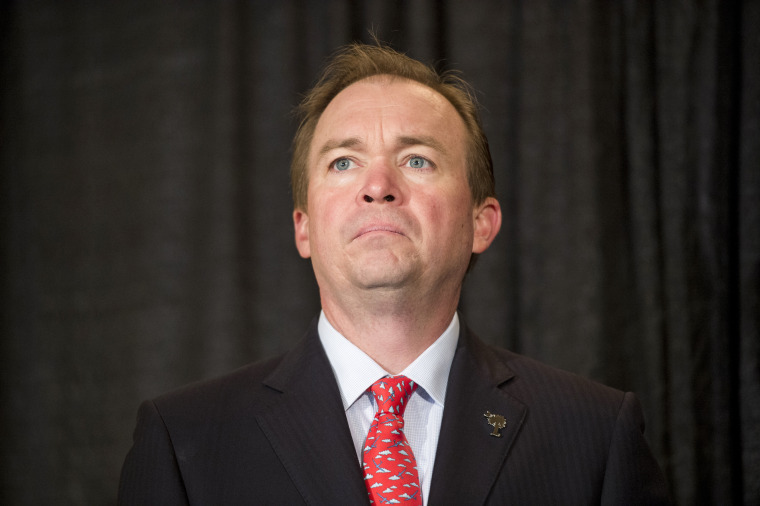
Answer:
[
  {"xmin": 317, "ymin": 137, "xmax": 363, "ymax": 157},
  {"xmin": 316, "ymin": 135, "xmax": 449, "ymax": 158},
  {"xmin": 396, "ymin": 135, "xmax": 448, "ymax": 155}
]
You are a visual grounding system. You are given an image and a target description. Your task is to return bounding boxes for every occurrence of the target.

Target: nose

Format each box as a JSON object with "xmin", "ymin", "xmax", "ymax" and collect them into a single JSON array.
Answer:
[{"xmin": 359, "ymin": 158, "xmax": 402, "ymax": 205}]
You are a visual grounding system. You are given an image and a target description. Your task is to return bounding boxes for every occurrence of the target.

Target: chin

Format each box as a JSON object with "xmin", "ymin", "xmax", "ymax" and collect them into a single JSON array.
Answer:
[
  {"xmin": 351, "ymin": 265, "xmax": 415, "ymax": 290},
  {"xmin": 347, "ymin": 249, "xmax": 422, "ymax": 286},
  {"xmin": 355, "ymin": 273, "xmax": 408, "ymax": 290}
]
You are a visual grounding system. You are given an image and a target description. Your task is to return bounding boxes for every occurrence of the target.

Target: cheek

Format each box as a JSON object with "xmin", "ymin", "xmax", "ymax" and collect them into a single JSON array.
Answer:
[
  {"xmin": 307, "ymin": 194, "xmax": 345, "ymax": 243},
  {"xmin": 424, "ymin": 190, "xmax": 472, "ymax": 226},
  {"xmin": 308, "ymin": 185, "xmax": 338, "ymax": 218}
]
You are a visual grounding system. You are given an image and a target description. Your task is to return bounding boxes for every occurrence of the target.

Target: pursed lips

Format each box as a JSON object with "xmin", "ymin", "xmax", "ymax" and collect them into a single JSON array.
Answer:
[{"xmin": 353, "ymin": 224, "xmax": 406, "ymax": 240}]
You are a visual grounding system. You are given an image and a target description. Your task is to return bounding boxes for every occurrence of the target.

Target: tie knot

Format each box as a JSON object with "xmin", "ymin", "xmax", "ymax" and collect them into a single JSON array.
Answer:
[{"xmin": 369, "ymin": 375, "xmax": 417, "ymax": 417}]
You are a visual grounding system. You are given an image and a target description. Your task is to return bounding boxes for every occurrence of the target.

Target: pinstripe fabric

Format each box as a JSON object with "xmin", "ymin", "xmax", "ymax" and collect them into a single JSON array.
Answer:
[
  {"xmin": 119, "ymin": 319, "xmax": 670, "ymax": 505},
  {"xmin": 427, "ymin": 328, "xmax": 670, "ymax": 504}
]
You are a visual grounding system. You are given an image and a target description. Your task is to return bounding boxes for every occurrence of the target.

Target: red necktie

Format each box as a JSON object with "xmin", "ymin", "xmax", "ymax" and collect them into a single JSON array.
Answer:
[{"xmin": 362, "ymin": 376, "xmax": 422, "ymax": 505}]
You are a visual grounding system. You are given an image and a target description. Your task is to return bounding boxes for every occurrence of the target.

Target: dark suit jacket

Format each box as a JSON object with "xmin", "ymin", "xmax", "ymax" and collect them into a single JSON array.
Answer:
[{"xmin": 118, "ymin": 320, "xmax": 670, "ymax": 505}]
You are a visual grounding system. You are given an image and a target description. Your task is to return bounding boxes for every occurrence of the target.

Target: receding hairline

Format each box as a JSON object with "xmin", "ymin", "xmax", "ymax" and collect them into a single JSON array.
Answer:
[{"xmin": 306, "ymin": 74, "xmax": 469, "ymax": 175}]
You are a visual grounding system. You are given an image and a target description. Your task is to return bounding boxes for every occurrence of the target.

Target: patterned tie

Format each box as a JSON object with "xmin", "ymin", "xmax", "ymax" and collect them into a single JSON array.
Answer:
[{"xmin": 362, "ymin": 376, "xmax": 422, "ymax": 505}]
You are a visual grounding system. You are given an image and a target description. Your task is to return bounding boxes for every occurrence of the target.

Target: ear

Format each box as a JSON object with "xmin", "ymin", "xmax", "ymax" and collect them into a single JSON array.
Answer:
[
  {"xmin": 471, "ymin": 197, "xmax": 502, "ymax": 254},
  {"xmin": 293, "ymin": 209, "xmax": 311, "ymax": 258}
]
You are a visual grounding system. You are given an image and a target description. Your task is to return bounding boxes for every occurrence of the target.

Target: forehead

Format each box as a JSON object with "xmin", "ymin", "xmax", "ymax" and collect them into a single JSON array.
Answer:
[{"xmin": 310, "ymin": 76, "xmax": 467, "ymax": 157}]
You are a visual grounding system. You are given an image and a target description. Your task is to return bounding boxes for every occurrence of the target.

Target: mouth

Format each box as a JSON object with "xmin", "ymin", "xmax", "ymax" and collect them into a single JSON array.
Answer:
[{"xmin": 354, "ymin": 224, "xmax": 406, "ymax": 240}]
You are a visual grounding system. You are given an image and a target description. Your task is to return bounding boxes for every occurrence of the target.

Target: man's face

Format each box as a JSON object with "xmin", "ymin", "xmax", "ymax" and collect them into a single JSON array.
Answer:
[{"xmin": 293, "ymin": 76, "xmax": 499, "ymax": 302}]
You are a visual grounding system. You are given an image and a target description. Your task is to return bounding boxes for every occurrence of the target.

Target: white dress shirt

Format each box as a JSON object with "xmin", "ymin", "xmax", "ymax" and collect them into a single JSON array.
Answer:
[{"xmin": 317, "ymin": 311, "xmax": 459, "ymax": 505}]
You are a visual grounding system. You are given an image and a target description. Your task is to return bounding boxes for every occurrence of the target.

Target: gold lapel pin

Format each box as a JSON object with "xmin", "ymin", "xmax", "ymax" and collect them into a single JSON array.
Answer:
[{"xmin": 484, "ymin": 411, "xmax": 506, "ymax": 437}]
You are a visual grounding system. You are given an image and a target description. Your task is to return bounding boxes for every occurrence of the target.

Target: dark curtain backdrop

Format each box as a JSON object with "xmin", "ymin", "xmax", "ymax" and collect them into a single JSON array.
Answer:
[{"xmin": 2, "ymin": 1, "xmax": 758, "ymax": 504}]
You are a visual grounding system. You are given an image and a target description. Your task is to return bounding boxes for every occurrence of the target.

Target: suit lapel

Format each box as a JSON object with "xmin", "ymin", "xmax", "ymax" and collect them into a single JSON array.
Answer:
[
  {"xmin": 427, "ymin": 326, "xmax": 527, "ymax": 505},
  {"xmin": 256, "ymin": 323, "xmax": 368, "ymax": 505}
]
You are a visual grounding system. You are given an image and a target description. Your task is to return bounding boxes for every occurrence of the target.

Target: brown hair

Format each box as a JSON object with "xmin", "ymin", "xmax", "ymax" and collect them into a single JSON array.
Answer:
[{"xmin": 290, "ymin": 42, "xmax": 495, "ymax": 210}]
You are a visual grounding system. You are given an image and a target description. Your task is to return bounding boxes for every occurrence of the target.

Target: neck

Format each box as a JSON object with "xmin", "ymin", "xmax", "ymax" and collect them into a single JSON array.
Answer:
[{"xmin": 320, "ymin": 286, "xmax": 460, "ymax": 374}]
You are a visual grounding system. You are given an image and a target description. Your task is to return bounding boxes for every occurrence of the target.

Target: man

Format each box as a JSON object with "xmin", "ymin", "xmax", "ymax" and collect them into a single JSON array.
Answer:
[{"xmin": 119, "ymin": 43, "xmax": 670, "ymax": 505}]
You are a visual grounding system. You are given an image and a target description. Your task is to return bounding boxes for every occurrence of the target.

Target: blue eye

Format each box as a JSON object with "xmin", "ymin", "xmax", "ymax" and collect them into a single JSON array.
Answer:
[
  {"xmin": 332, "ymin": 158, "xmax": 354, "ymax": 171},
  {"xmin": 408, "ymin": 156, "xmax": 430, "ymax": 169}
]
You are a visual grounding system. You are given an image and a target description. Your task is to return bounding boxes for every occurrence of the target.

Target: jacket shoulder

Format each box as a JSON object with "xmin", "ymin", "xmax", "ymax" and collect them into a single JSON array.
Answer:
[
  {"xmin": 152, "ymin": 354, "xmax": 286, "ymax": 422},
  {"xmin": 466, "ymin": 332, "xmax": 627, "ymax": 420}
]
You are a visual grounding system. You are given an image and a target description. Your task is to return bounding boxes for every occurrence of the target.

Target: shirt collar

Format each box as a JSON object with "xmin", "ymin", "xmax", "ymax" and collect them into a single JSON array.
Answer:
[{"xmin": 318, "ymin": 310, "xmax": 459, "ymax": 411}]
